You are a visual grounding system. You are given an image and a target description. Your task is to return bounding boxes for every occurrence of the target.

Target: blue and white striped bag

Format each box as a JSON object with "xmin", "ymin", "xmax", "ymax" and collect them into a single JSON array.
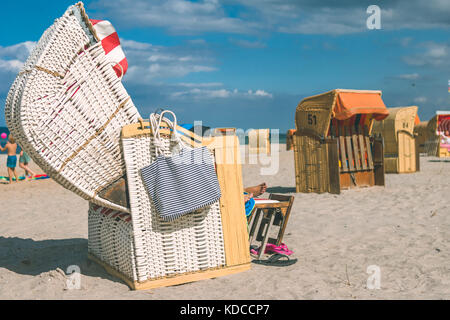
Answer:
[{"xmin": 141, "ymin": 110, "xmax": 221, "ymax": 221}]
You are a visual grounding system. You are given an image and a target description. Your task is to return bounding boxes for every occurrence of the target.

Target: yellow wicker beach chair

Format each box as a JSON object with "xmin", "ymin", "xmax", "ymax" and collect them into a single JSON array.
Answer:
[
  {"xmin": 286, "ymin": 129, "xmax": 296, "ymax": 151},
  {"xmin": 248, "ymin": 129, "xmax": 271, "ymax": 155},
  {"xmin": 293, "ymin": 89, "xmax": 389, "ymax": 194},
  {"xmin": 372, "ymin": 106, "xmax": 420, "ymax": 173}
]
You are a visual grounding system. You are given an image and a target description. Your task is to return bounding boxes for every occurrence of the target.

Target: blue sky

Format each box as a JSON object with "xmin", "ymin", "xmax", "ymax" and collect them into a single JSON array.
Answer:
[{"xmin": 1, "ymin": 0, "xmax": 449, "ymax": 131}]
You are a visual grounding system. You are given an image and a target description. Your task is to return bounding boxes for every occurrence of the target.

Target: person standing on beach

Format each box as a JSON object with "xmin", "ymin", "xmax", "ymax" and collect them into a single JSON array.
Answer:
[
  {"xmin": 0, "ymin": 134, "xmax": 19, "ymax": 184},
  {"xmin": 19, "ymin": 149, "xmax": 35, "ymax": 179}
]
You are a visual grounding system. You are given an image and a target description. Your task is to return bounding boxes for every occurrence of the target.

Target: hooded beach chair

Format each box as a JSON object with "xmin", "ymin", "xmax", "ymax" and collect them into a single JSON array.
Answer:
[
  {"xmin": 5, "ymin": 2, "xmax": 250, "ymax": 290},
  {"xmin": 248, "ymin": 129, "xmax": 271, "ymax": 155},
  {"xmin": 293, "ymin": 89, "xmax": 389, "ymax": 194},
  {"xmin": 372, "ymin": 106, "xmax": 420, "ymax": 173},
  {"xmin": 5, "ymin": 2, "xmax": 138, "ymax": 212},
  {"xmin": 89, "ymin": 124, "xmax": 251, "ymax": 289},
  {"xmin": 422, "ymin": 111, "xmax": 450, "ymax": 158}
]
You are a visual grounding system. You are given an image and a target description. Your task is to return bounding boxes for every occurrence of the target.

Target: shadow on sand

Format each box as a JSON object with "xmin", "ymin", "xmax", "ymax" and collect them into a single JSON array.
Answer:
[
  {"xmin": 266, "ymin": 186, "xmax": 296, "ymax": 194},
  {"xmin": 0, "ymin": 236, "xmax": 126, "ymax": 286}
]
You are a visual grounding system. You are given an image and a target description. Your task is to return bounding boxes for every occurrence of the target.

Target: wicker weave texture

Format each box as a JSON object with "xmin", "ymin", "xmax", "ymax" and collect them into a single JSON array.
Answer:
[
  {"xmin": 88, "ymin": 203, "xmax": 137, "ymax": 281},
  {"xmin": 121, "ymin": 133, "xmax": 226, "ymax": 282},
  {"xmin": 4, "ymin": 5, "xmax": 140, "ymax": 212}
]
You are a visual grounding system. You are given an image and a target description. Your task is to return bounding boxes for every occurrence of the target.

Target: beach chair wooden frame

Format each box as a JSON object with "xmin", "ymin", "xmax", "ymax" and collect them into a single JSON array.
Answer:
[
  {"xmin": 414, "ymin": 121, "xmax": 429, "ymax": 155},
  {"xmin": 248, "ymin": 129, "xmax": 271, "ymax": 155},
  {"xmin": 293, "ymin": 89, "xmax": 389, "ymax": 194},
  {"xmin": 372, "ymin": 106, "xmax": 419, "ymax": 173},
  {"xmin": 286, "ymin": 129, "xmax": 296, "ymax": 151},
  {"xmin": 214, "ymin": 128, "xmax": 236, "ymax": 136},
  {"xmin": 88, "ymin": 123, "xmax": 251, "ymax": 290}
]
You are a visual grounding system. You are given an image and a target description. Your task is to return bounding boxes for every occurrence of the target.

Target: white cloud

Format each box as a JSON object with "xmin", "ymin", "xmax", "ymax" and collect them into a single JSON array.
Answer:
[
  {"xmin": 229, "ymin": 38, "xmax": 267, "ymax": 48},
  {"xmin": 400, "ymin": 37, "xmax": 413, "ymax": 47},
  {"xmin": 90, "ymin": 0, "xmax": 450, "ymax": 36},
  {"xmin": 120, "ymin": 39, "xmax": 152, "ymax": 50},
  {"xmin": 397, "ymin": 73, "xmax": 420, "ymax": 80},
  {"xmin": 414, "ymin": 96, "xmax": 427, "ymax": 103},
  {"xmin": 252, "ymin": 89, "xmax": 273, "ymax": 98},
  {"xmin": 178, "ymin": 82, "xmax": 223, "ymax": 87},
  {"xmin": 119, "ymin": 39, "xmax": 217, "ymax": 82},
  {"xmin": 171, "ymin": 87, "xmax": 273, "ymax": 100},
  {"xmin": 0, "ymin": 59, "xmax": 23, "ymax": 72},
  {"xmin": 0, "ymin": 41, "xmax": 36, "ymax": 73},
  {"xmin": 91, "ymin": 0, "xmax": 254, "ymax": 34},
  {"xmin": 0, "ymin": 41, "xmax": 36, "ymax": 60},
  {"xmin": 403, "ymin": 41, "xmax": 450, "ymax": 68}
]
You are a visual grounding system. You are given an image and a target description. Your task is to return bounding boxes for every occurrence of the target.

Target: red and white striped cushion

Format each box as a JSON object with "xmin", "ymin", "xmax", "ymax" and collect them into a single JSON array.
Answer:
[
  {"xmin": 438, "ymin": 118, "xmax": 450, "ymax": 133},
  {"xmin": 90, "ymin": 19, "xmax": 128, "ymax": 78},
  {"xmin": 91, "ymin": 204, "xmax": 132, "ymax": 223}
]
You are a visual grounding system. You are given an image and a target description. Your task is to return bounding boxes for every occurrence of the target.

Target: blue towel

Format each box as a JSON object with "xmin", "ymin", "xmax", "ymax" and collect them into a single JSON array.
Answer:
[{"xmin": 244, "ymin": 194, "xmax": 255, "ymax": 217}]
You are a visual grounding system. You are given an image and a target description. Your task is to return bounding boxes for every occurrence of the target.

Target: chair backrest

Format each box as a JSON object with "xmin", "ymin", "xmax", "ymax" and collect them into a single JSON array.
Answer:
[{"xmin": 5, "ymin": 3, "xmax": 140, "ymax": 212}]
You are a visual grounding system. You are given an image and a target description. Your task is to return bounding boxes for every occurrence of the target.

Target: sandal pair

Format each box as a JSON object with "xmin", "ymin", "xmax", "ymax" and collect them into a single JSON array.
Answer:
[
  {"xmin": 250, "ymin": 243, "xmax": 293, "ymax": 256},
  {"xmin": 252, "ymin": 253, "xmax": 298, "ymax": 267}
]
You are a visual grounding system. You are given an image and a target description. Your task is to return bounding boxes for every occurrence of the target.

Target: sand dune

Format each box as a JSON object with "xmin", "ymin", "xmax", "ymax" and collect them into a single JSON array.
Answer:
[{"xmin": 0, "ymin": 150, "xmax": 449, "ymax": 299}]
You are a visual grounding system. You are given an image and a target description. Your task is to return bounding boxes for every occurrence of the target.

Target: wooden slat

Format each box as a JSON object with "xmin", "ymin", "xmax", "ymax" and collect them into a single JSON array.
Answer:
[
  {"xmin": 267, "ymin": 194, "xmax": 294, "ymax": 245},
  {"xmin": 351, "ymin": 127, "xmax": 362, "ymax": 171},
  {"xmin": 364, "ymin": 126, "xmax": 374, "ymax": 169},
  {"xmin": 338, "ymin": 126, "xmax": 348, "ymax": 172},
  {"xmin": 89, "ymin": 253, "xmax": 250, "ymax": 291},
  {"xmin": 213, "ymin": 135, "xmax": 251, "ymax": 267},
  {"xmin": 122, "ymin": 121, "xmax": 207, "ymax": 148},
  {"xmin": 372, "ymin": 136, "xmax": 385, "ymax": 186},
  {"xmin": 357, "ymin": 126, "xmax": 368, "ymax": 170},
  {"xmin": 415, "ymin": 136, "xmax": 420, "ymax": 172},
  {"xmin": 345, "ymin": 127, "xmax": 355, "ymax": 171},
  {"xmin": 326, "ymin": 138, "xmax": 341, "ymax": 194}
]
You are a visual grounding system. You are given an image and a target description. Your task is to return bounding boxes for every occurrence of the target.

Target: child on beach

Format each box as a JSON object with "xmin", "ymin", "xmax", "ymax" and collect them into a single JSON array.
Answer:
[
  {"xmin": 0, "ymin": 134, "xmax": 19, "ymax": 184},
  {"xmin": 19, "ymin": 149, "xmax": 35, "ymax": 179}
]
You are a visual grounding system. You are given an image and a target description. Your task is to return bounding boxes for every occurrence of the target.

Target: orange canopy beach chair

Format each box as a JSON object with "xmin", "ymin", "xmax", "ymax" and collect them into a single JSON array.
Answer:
[{"xmin": 294, "ymin": 89, "xmax": 389, "ymax": 194}]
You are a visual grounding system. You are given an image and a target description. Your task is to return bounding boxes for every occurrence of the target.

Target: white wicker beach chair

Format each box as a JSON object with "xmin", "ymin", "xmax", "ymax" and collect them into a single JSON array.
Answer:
[
  {"xmin": 5, "ymin": 2, "xmax": 251, "ymax": 290},
  {"xmin": 5, "ymin": 2, "xmax": 139, "ymax": 212},
  {"xmin": 88, "ymin": 124, "xmax": 251, "ymax": 290}
]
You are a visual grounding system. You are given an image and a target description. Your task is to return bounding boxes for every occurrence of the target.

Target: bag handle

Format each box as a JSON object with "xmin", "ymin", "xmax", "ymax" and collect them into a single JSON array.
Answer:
[{"xmin": 149, "ymin": 109, "xmax": 189, "ymax": 156}]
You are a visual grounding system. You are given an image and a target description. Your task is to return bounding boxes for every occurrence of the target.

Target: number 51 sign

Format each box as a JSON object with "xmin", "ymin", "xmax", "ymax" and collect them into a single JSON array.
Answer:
[{"xmin": 307, "ymin": 114, "xmax": 317, "ymax": 126}]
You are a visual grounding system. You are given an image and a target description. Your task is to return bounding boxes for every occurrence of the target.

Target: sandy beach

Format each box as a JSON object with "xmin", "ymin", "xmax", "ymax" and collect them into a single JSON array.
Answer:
[{"xmin": 0, "ymin": 149, "xmax": 449, "ymax": 300}]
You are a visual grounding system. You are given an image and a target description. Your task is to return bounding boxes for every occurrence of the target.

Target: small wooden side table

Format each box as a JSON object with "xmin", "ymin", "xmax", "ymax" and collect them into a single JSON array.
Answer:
[{"xmin": 247, "ymin": 194, "xmax": 294, "ymax": 260}]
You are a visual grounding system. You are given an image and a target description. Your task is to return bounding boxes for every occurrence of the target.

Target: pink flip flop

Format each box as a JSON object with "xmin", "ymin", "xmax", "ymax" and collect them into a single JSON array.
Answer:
[{"xmin": 264, "ymin": 243, "xmax": 293, "ymax": 256}]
